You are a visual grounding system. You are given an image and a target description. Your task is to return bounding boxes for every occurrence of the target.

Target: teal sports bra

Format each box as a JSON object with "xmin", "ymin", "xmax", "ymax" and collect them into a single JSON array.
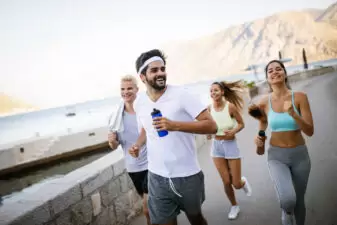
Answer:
[{"xmin": 268, "ymin": 91, "xmax": 300, "ymax": 132}]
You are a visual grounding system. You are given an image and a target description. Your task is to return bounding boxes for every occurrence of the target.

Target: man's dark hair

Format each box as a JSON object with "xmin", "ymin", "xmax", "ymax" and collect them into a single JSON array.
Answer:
[{"xmin": 135, "ymin": 49, "xmax": 167, "ymax": 75}]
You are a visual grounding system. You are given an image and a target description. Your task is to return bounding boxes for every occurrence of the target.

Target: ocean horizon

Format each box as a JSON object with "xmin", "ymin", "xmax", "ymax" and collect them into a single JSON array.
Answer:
[{"xmin": 1, "ymin": 58, "xmax": 336, "ymax": 146}]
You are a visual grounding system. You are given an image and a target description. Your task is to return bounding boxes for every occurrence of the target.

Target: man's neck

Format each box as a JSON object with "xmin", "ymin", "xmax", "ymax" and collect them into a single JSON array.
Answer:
[{"xmin": 146, "ymin": 85, "xmax": 167, "ymax": 102}]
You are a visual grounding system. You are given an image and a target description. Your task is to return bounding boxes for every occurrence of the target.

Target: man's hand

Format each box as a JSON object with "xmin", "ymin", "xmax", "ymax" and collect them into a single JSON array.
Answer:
[
  {"xmin": 128, "ymin": 144, "xmax": 140, "ymax": 158},
  {"xmin": 152, "ymin": 117, "xmax": 176, "ymax": 131},
  {"xmin": 108, "ymin": 132, "xmax": 119, "ymax": 150}
]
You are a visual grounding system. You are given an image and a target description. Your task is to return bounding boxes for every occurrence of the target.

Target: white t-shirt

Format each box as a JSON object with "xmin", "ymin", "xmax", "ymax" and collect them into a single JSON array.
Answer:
[{"xmin": 134, "ymin": 85, "xmax": 207, "ymax": 178}]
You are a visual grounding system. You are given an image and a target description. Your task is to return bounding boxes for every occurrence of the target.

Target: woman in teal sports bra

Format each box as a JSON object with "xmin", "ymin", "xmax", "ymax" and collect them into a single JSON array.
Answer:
[
  {"xmin": 207, "ymin": 80, "xmax": 252, "ymax": 220},
  {"xmin": 249, "ymin": 60, "xmax": 314, "ymax": 225}
]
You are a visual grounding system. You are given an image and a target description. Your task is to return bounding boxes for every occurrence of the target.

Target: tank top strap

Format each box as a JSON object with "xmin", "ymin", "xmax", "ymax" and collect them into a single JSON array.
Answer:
[
  {"xmin": 224, "ymin": 101, "xmax": 229, "ymax": 111},
  {"xmin": 210, "ymin": 103, "xmax": 215, "ymax": 112}
]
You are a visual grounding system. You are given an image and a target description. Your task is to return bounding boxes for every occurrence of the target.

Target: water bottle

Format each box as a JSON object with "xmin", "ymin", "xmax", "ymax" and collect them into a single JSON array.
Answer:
[
  {"xmin": 151, "ymin": 108, "xmax": 168, "ymax": 137},
  {"xmin": 256, "ymin": 130, "xmax": 266, "ymax": 155}
]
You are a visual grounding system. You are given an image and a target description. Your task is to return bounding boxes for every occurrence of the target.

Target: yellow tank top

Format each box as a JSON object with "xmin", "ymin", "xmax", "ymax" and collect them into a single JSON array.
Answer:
[{"xmin": 210, "ymin": 102, "xmax": 236, "ymax": 136}]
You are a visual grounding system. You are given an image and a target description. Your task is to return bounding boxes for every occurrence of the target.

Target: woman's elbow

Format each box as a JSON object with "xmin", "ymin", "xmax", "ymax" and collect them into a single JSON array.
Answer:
[
  {"xmin": 306, "ymin": 128, "xmax": 314, "ymax": 137},
  {"xmin": 303, "ymin": 125, "xmax": 314, "ymax": 137}
]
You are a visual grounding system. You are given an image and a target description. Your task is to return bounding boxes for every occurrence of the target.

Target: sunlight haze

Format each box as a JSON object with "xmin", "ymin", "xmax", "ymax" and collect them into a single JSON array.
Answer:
[{"xmin": 0, "ymin": 0, "xmax": 334, "ymax": 108}]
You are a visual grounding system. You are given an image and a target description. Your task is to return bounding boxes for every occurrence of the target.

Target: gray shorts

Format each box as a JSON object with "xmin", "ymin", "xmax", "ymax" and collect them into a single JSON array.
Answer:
[
  {"xmin": 211, "ymin": 139, "xmax": 241, "ymax": 159},
  {"xmin": 147, "ymin": 171, "xmax": 205, "ymax": 224}
]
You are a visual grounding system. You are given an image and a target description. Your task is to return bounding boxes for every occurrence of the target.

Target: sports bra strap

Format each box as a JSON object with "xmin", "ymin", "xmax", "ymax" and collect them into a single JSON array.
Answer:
[
  {"xmin": 268, "ymin": 94, "xmax": 272, "ymax": 110},
  {"xmin": 291, "ymin": 91, "xmax": 300, "ymax": 115},
  {"xmin": 269, "ymin": 91, "xmax": 300, "ymax": 115}
]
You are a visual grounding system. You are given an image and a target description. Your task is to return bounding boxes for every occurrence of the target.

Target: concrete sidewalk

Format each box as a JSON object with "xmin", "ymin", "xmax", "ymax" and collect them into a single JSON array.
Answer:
[{"xmin": 131, "ymin": 72, "xmax": 337, "ymax": 225}]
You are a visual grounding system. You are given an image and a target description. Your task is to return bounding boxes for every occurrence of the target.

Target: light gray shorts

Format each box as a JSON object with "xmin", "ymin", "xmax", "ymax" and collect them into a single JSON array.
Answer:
[{"xmin": 211, "ymin": 139, "xmax": 241, "ymax": 159}]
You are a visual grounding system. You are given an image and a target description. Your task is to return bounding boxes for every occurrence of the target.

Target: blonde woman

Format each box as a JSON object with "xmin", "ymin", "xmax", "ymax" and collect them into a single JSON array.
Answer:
[{"xmin": 108, "ymin": 75, "xmax": 150, "ymax": 225}]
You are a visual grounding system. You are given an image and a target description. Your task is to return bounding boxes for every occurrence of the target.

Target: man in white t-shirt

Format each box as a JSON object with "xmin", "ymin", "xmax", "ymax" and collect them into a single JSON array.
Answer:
[{"xmin": 129, "ymin": 49, "xmax": 217, "ymax": 225}]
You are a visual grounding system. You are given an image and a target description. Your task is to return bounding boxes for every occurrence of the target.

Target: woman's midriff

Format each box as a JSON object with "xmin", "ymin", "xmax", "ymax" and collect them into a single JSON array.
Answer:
[
  {"xmin": 214, "ymin": 135, "xmax": 236, "ymax": 141},
  {"xmin": 270, "ymin": 130, "xmax": 305, "ymax": 148}
]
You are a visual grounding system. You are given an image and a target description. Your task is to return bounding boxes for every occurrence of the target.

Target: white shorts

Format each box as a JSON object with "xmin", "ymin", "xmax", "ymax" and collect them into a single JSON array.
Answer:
[{"xmin": 211, "ymin": 139, "xmax": 241, "ymax": 159}]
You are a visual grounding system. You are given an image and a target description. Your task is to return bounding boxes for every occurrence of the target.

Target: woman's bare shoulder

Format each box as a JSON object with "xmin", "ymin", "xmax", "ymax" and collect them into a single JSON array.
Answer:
[
  {"xmin": 293, "ymin": 91, "xmax": 307, "ymax": 98},
  {"xmin": 293, "ymin": 91, "xmax": 309, "ymax": 103}
]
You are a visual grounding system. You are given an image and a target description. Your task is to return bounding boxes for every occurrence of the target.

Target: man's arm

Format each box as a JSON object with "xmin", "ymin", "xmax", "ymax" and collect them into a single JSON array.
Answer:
[
  {"xmin": 153, "ymin": 89, "xmax": 217, "ymax": 135},
  {"xmin": 170, "ymin": 109, "xmax": 217, "ymax": 134},
  {"xmin": 173, "ymin": 90, "xmax": 217, "ymax": 134},
  {"xmin": 135, "ymin": 127, "xmax": 146, "ymax": 147}
]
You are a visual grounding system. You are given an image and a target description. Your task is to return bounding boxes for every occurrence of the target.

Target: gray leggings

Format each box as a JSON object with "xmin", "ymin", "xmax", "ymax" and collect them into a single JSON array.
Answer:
[{"xmin": 267, "ymin": 145, "xmax": 311, "ymax": 225}]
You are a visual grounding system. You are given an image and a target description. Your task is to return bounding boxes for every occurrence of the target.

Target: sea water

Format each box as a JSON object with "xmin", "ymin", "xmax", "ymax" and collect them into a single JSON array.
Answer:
[{"xmin": 1, "ymin": 58, "xmax": 336, "ymax": 146}]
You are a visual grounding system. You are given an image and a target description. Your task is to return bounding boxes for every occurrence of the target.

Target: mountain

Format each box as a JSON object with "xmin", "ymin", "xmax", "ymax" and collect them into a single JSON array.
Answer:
[
  {"xmin": 161, "ymin": 2, "xmax": 337, "ymax": 84},
  {"xmin": 305, "ymin": 8, "xmax": 324, "ymax": 19},
  {"xmin": 0, "ymin": 93, "xmax": 37, "ymax": 116},
  {"xmin": 316, "ymin": 2, "xmax": 337, "ymax": 26}
]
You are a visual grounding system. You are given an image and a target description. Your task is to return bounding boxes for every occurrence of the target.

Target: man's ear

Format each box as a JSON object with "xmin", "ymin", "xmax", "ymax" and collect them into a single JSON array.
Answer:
[{"xmin": 140, "ymin": 74, "xmax": 146, "ymax": 83}]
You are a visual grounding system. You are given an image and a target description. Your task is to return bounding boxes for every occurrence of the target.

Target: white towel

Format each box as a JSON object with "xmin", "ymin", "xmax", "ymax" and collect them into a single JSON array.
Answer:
[{"xmin": 108, "ymin": 100, "xmax": 125, "ymax": 133}]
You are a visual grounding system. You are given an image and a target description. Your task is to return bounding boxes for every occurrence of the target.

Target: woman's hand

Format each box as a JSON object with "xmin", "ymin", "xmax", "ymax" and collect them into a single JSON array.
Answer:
[
  {"xmin": 254, "ymin": 135, "xmax": 266, "ymax": 147},
  {"xmin": 283, "ymin": 100, "xmax": 295, "ymax": 116},
  {"xmin": 223, "ymin": 130, "xmax": 236, "ymax": 139},
  {"xmin": 108, "ymin": 132, "xmax": 119, "ymax": 150},
  {"xmin": 128, "ymin": 144, "xmax": 140, "ymax": 158}
]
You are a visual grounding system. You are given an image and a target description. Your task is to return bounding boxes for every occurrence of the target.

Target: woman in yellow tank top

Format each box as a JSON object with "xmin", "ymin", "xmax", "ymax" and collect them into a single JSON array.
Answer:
[{"xmin": 207, "ymin": 80, "xmax": 252, "ymax": 220}]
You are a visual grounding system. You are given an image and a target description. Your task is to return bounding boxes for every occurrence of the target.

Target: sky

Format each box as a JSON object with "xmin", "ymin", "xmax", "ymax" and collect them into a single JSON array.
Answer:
[{"xmin": 0, "ymin": 0, "xmax": 335, "ymax": 108}]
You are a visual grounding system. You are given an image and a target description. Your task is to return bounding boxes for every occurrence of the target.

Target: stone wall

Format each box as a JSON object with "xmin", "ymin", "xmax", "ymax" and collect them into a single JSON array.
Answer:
[
  {"xmin": 0, "ymin": 127, "xmax": 109, "ymax": 175},
  {"xmin": 0, "ymin": 135, "xmax": 208, "ymax": 225}
]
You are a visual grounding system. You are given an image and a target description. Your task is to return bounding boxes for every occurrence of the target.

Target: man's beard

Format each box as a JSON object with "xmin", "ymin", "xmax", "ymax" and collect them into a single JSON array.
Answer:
[{"xmin": 146, "ymin": 75, "xmax": 166, "ymax": 91}]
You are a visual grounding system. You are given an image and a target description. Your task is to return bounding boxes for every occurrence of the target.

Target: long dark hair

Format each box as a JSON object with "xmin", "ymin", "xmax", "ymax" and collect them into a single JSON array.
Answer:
[
  {"xmin": 265, "ymin": 60, "xmax": 291, "ymax": 92},
  {"xmin": 212, "ymin": 80, "xmax": 245, "ymax": 111}
]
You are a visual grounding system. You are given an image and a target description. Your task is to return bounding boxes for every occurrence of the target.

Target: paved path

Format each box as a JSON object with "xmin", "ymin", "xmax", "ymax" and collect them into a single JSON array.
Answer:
[{"xmin": 132, "ymin": 72, "xmax": 337, "ymax": 225}]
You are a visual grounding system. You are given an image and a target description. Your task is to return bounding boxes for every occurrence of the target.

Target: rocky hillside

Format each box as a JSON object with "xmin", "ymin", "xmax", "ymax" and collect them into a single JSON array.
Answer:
[
  {"xmin": 0, "ymin": 93, "xmax": 37, "ymax": 116},
  {"xmin": 316, "ymin": 2, "xmax": 337, "ymax": 26},
  {"xmin": 161, "ymin": 2, "xmax": 337, "ymax": 84}
]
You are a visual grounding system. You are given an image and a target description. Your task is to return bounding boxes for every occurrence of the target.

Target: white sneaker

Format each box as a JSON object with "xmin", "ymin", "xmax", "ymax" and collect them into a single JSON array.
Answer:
[
  {"xmin": 281, "ymin": 210, "xmax": 294, "ymax": 225},
  {"xmin": 241, "ymin": 176, "xmax": 252, "ymax": 196},
  {"xmin": 228, "ymin": 205, "xmax": 240, "ymax": 220}
]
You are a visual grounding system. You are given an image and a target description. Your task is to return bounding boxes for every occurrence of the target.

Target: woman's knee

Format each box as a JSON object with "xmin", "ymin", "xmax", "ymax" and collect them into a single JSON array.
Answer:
[
  {"xmin": 222, "ymin": 176, "xmax": 232, "ymax": 186},
  {"xmin": 232, "ymin": 181, "xmax": 243, "ymax": 189},
  {"xmin": 280, "ymin": 194, "xmax": 296, "ymax": 213}
]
